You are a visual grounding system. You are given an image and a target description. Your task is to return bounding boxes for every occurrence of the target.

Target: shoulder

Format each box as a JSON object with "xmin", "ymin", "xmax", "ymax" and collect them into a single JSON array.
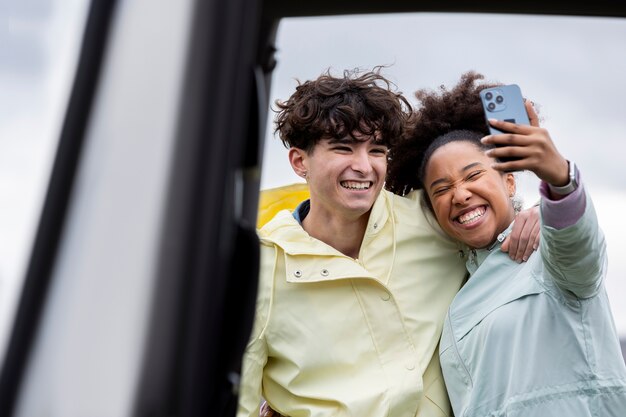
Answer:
[
  {"xmin": 258, "ymin": 209, "xmax": 299, "ymax": 242},
  {"xmin": 385, "ymin": 189, "xmax": 454, "ymax": 240},
  {"xmin": 385, "ymin": 189, "xmax": 428, "ymax": 219}
]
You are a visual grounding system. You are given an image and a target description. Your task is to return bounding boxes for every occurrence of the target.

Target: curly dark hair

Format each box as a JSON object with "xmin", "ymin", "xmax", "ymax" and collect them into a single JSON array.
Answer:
[
  {"xmin": 386, "ymin": 71, "xmax": 505, "ymax": 195},
  {"xmin": 273, "ymin": 66, "xmax": 413, "ymax": 153}
]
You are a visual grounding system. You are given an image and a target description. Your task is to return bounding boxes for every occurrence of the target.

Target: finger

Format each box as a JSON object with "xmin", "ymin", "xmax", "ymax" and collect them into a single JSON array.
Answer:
[
  {"xmin": 506, "ymin": 221, "xmax": 521, "ymax": 262},
  {"xmin": 520, "ymin": 212, "xmax": 541, "ymax": 261},
  {"xmin": 490, "ymin": 160, "xmax": 526, "ymax": 173},
  {"xmin": 515, "ymin": 222, "xmax": 534, "ymax": 262},
  {"xmin": 525, "ymin": 100, "xmax": 540, "ymax": 127},
  {"xmin": 501, "ymin": 236, "xmax": 509, "ymax": 253},
  {"xmin": 487, "ymin": 118, "xmax": 534, "ymax": 135},
  {"xmin": 260, "ymin": 402, "xmax": 270, "ymax": 415},
  {"xmin": 481, "ymin": 133, "xmax": 516, "ymax": 146},
  {"xmin": 481, "ymin": 131, "xmax": 535, "ymax": 148},
  {"xmin": 485, "ymin": 144, "xmax": 527, "ymax": 160},
  {"xmin": 531, "ymin": 220, "xmax": 541, "ymax": 251},
  {"xmin": 512, "ymin": 224, "xmax": 532, "ymax": 262},
  {"xmin": 507, "ymin": 206, "xmax": 538, "ymax": 262},
  {"xmin": 486, "ymin": 148, "xmax": 530, "ymax": 173}
]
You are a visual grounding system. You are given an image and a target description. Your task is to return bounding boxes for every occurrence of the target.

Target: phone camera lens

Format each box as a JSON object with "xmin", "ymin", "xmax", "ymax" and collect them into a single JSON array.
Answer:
[
  {"xmin": 496, "ymin": 95, "xmax": 504, "ymax": 103},
  {"xmin": 487, "ymin": 102, "xmax": 496, "ymax": 111},
  {"xmin": 485, "ymin": 92, "xmax": 493, "ymax": 100}
]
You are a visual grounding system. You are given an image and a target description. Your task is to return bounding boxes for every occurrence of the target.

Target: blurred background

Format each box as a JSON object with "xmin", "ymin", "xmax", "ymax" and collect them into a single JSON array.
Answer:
[
  {"xmin": 1, "ymin": 4, "xmax": 625, "ymax": 362},
  {"xmin": 0, "ymin": 0, "xmax": 90, "ymax": 361}
]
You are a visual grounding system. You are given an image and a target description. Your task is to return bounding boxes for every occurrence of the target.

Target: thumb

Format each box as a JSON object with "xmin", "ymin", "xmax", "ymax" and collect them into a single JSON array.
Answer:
[{"xmin": 501, "ymin": 237, "xmax": 510, "ymax": 253}]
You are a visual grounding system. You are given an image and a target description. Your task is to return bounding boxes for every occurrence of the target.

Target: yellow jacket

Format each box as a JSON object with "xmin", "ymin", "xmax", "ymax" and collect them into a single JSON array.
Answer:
[{"xmin": 238, "ymin": 188, "xmax": 467, "ymax": 417}]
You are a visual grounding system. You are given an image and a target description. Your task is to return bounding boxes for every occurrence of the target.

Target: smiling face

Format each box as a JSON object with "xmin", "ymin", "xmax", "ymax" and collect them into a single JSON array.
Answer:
[
  {"xmin": 290, "ymin": 133, "xmax": 388, "ymax": 222},
  {"xmin": 423, "ymin": 140, "xmax": 516, "ymax": 249}
]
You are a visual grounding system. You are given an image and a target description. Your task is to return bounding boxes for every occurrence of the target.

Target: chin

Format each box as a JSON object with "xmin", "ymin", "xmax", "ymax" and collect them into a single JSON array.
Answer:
[{"xmin": 458, "ymin": 234, "xmax": 493, "ymax": 250}]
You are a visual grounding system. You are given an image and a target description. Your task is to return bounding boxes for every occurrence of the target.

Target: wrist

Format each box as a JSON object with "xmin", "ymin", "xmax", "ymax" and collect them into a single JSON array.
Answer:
[
  {"xmin": 551, "ymin": 158, "xmax": 570, "ymax": 187},
  {"xmin": 548, "ymin": 160, "xmax": 578, "ymax": 196}
]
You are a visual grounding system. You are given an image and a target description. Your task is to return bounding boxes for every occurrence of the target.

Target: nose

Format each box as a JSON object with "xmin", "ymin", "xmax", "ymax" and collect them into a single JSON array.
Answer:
[
  {"xmin": 350, "ymin": 148, "xmax": 373, "ymax": 175},
  {"xmin": 451, "ymin": 184, "xmax": 472, "ymax": 205}
]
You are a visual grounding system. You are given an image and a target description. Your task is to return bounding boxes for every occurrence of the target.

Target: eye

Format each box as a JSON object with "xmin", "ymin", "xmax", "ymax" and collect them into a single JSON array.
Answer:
[
  {"xmin": 370, "ymin": 147, "xmax": 387, "ymax": 155},
  {"xmin": 332, "ymin": 146, "xmax": 352, "ymax": 153},
  {"xmin": 431, "ymin": 186, "xmax": 451, "ymax": 196},
  {"xmin": 466, "ymin": 170, "xmax": 485, "ymax": 181}
]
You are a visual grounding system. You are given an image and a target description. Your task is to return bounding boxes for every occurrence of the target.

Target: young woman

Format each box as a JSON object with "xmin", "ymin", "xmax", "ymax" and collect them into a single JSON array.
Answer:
[{"xmin": 386, "ymin": 72, "xmax": 626, "ymax": 416}]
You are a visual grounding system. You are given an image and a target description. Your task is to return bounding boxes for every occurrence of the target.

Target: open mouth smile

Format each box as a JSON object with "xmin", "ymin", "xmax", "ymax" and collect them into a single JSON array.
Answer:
[
  {"xmin": 455, "ymin": 205, "xmax": 487, "ymax": 225},
  {"xmin": 340, "ymin": 181, "xmax": 372, "ymax": 190}
]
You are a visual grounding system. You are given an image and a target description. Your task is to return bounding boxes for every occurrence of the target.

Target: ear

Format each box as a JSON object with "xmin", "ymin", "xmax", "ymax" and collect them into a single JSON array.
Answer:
[
  {"xmin": 288, "ymin": 147, "xmax": 308, "ymax": 179},
  {"xmin": 505, "ymin": 172, "xmax": 516, "ymax": 197}
]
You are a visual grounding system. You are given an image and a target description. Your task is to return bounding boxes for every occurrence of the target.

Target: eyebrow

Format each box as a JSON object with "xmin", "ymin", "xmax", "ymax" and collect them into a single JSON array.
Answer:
[
  {"xmin": 429, "ymin": 162, "xmax": 484, "ymax": 189},
  {"xmin": 327, "ymin": 137, "xmax": 358, "ymax": 144},
  {"xmin": 326, "ymin": 136, "xmax": 387, "ymax": 146}
]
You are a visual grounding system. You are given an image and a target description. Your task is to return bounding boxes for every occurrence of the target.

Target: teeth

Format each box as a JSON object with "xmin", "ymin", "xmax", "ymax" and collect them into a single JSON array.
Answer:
[
  {"xmin": 457, "ymin": 207, "xmax": 486, "ymax": 224},
  {"xmin": 341, "ymin": 181, "xmax": 370, "ymax": 190}
]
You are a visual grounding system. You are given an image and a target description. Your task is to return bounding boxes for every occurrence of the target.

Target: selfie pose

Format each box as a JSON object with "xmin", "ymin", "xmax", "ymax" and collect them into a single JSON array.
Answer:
[
  {"xmin": 386, "ymin": 72, "xmax": 626, "ymax": 416},
  {"xmin": 237, "ymin": 68, "xmax": 540, "ymax": 417}
]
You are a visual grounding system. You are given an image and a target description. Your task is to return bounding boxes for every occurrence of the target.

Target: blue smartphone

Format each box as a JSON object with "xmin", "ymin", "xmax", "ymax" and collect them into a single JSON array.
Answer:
[
  {"xmin": 479, "ymin": 84, "xmax": 530, "ymax": 163},
  {"xmin": 479, "ymin": 84, "xmax": 530, "ymax": 134}
]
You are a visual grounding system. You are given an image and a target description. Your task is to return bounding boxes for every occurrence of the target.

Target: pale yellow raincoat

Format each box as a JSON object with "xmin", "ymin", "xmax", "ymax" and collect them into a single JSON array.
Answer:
[{"xmin": 238, "ymin": 186, "xmax": 467, "ymax": 417}]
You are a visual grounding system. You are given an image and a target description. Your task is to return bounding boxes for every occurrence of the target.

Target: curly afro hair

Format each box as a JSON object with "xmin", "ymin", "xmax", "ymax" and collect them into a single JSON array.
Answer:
[
  {"xmin": 273, "ymin": 66, "xmax": 413, "ymax": 153},
  {"xmin": 386, "ymin": 71, "xmax": 502, "ymax": 196}
]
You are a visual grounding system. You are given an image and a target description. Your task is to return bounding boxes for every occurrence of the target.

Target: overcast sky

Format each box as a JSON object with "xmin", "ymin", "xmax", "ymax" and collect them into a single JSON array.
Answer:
[{"xmin": 261, "ymin": 13, "xmax": 626, "ymax": 335}]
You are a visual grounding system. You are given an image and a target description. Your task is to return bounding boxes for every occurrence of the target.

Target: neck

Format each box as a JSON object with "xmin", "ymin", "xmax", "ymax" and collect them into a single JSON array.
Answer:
[{"xmin": 302, "ymin": 207, "xmax": 370, "ymax": 259}]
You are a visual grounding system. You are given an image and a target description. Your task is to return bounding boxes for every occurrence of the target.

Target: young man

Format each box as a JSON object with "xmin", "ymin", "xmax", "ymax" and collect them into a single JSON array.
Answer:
[{"xmin": 237, "ymin": 68, "xmax": 538, "ymax": 417}]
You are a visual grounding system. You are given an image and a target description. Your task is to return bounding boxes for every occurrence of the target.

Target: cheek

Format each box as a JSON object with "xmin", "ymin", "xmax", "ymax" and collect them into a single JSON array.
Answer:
[
  {"xmin": 373, "ymin": 158, "xmax": 387, "ymax": 174},
  {"xmin": 494, "ymin": 180, "xmax": 513, "ymax": 202},
  {"xmin": 429, "ymin": 197, "xmax": 449, "ymax": 223}
]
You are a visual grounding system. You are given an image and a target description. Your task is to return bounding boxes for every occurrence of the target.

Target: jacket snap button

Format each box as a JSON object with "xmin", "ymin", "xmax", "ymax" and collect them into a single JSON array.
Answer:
[
  {"xmin": 293, "ymin": 270, "xmax": 302, "ymax": 278},
  {"xmin": 373, "ymin": 222, "xmax": 378, "ymax": 229},
  {"xmin": 320, "ymin": 269, "xmax": 329, "ymax": 276}
]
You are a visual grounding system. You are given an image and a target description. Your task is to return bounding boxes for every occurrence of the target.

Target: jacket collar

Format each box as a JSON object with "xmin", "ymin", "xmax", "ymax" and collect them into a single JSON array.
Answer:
[
  {"xmin": 259, "ymin": 190, "xmax": 391, "ymax": 256},
  {"xmin": 258, "ymin": 191, "xmax": 393, "ymax": 284},
  {"xmin": 465, "ymin": 222, "xmax": 514, "ymax": 276}
]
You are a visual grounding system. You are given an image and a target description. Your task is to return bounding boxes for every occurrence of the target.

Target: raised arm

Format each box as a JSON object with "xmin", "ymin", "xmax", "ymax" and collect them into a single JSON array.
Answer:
[
  {"xmin": 482, "ymin": 102, "xmax": 606, "ymax": 298},
  {"xmin": 538, "ymin": 175, "xmax": 605, "ymax": 298}
]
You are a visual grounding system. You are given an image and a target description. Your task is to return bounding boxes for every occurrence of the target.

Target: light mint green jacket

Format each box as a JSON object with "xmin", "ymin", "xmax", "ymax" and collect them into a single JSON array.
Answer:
[{"xmin": 440, "ymin": 184, "xmax": 626, "ymax": 417}]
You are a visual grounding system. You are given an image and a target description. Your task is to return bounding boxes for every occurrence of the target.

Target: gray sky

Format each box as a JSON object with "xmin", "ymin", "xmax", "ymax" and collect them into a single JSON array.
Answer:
[{"xmin": 261, "ymin": 13, "xmax": 626, "ymax": 335}]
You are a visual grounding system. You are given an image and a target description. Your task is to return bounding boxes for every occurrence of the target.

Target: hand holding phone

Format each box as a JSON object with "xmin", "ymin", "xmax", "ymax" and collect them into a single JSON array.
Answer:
[
  {"xmin": 479, "ymin": 84, "xmax": 530, "ymax": 165},
  {"xmin": 480, "ymin": 87, "xmax": 569, "ymax": 186}
]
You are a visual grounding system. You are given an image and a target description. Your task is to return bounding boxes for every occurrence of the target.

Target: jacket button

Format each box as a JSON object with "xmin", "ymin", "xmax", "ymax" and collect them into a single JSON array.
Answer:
[
  {"xmin": 320, "ymin": 269, "xmax": 329, "ymax": 276},
  {"xmin": 293, "ymin": 270, "xmax": 302, "ymax": 278},
  {"xmin": 405, "ymin": 362, "xmax": 415, "ymax": 371},
  {"xmin": 380, "ymin": 291, "xmax": 390, "ymax": 301}
]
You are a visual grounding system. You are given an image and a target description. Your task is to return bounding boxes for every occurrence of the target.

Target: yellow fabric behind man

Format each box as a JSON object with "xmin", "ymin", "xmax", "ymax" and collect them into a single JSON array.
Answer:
[{"xmin": 257, "ymin": 183, "xmax": 310, "ymax": 229}]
